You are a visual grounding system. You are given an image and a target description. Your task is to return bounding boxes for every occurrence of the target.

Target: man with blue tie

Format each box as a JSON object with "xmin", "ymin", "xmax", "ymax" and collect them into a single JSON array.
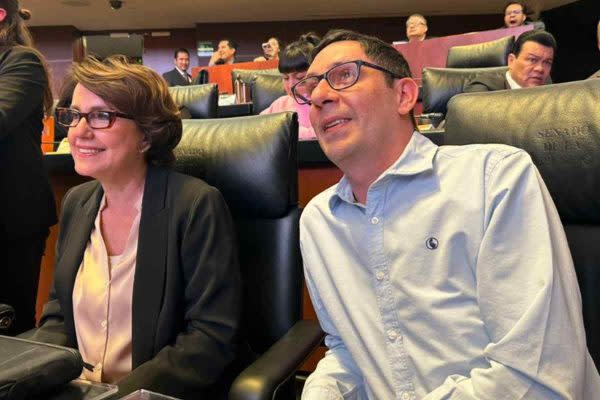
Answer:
[{"xmin": 162, "ymin": 48, "xmax": 192, "ymax": 87}]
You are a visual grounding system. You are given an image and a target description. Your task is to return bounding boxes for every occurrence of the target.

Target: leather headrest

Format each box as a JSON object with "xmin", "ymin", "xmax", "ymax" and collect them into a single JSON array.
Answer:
[
  {"xmin": 232, "ymin": 68, "xmax": 281, "ymax": 87},
  {"xmin": 446, "ymin": 36, "xmax": 515, "ymax": 68},
  {"xmin": 252, "ymin": 74, "xmax": 286, "ymax": 114},
  {"xmin": 175, "ymin": 113, "xmax": 298, "ymax": 218},
  {"xmin": 444, "ymin": 79, "xmax": 600, "ymax": 223},
  {"xmin": 422, "ymin": 66, "xmax": 508, "ymax": 114},
  {"xmin": 168, "ymin": 84, "xmax": 218, "ymax": 119}
]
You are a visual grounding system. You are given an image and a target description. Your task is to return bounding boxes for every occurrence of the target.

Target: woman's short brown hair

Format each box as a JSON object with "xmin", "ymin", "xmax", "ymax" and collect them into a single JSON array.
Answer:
[{"xmin": 71, "ymin": 55, "xmax": 182, "ymax": 167}]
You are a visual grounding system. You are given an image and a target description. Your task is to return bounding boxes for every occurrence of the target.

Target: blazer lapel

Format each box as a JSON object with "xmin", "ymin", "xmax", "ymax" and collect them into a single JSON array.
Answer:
[
  {"xmin": 132, "ymin": 166, "xmax": 170, "ymax": 367},
  {"xmin": 55, "ymin": 183, "xmax": 103, "ymax": 346}
]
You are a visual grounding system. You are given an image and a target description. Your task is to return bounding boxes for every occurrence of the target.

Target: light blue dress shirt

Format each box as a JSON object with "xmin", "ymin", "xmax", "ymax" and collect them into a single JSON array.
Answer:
[{"xmin": 300, "ymin": 132, "xmax": 600, "ymax": 399}]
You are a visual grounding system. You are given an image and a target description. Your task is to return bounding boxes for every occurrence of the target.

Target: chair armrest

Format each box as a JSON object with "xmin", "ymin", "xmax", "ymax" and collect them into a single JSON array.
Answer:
[
  {"xmin": 229, "ymin": 320, "xmax": 324, "ymax": 400},
  {"xmin": 0, "ymin": 303, "xmax": 15, "ymax": 331}
]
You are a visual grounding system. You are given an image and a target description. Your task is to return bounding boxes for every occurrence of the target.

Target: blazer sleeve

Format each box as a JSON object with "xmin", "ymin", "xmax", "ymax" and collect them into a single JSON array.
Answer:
[
  {"xmin": 0, "ymin": 47, "xmax": 47, "ymax": 140},
  {"xmin": 117, "ymin": 186, "xmax": 241, "ymax": 398}
]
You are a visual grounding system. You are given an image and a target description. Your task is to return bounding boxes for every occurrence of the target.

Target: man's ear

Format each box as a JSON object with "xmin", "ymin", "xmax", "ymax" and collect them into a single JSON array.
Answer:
[
  {"xmin": 507, "ymin": 53, "xmax": 516, "ymax": 69},
  {"xmin": 394, "ymin": 78, "xmax": 419, "ymax": 116},
  {"xmin": 0, "ymin": 8, "xmax": 7, "ymax": 23}
]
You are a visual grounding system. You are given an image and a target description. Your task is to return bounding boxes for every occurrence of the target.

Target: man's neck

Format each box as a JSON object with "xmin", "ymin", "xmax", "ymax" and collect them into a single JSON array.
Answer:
[
  {"xmin": 506, "ymin": 70, "xmax": 522, "ymax": 89},
  {"xmin": 342, "ymin": 131, "xmax": 414, "ymax": 205},
  {"xmin": 175, "ymin": 66, "xmax": 188, "ymax": 75}
]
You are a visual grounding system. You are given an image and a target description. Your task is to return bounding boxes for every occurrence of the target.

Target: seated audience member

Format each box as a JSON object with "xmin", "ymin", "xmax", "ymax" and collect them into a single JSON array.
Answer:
[
  {"xmin": 254, "ymin": 37, "xmax": 282, "ymax": 61},
  {"xmin": 27, "ymin": 55, "xmax": 240, "ymax": 399},
  {"xmin": 406, "ymin": 13, "xmax": 428, "ymax": 42},
  {"xmin": 208, "ymin": 39, "xmax": 237, "ymax": 66},
  {"xmin": 464, "ymin": 29, "xmax": 555, "ymax": 92},
  {"xmin": 294, "ymin": 29, "xmax": 600, "ymax": 399},
  {"xmin": 503, "ymin": 1, "xmax": 545, "ymax": 30},
  {"xmin": 162, "ymin": 48, "xmax": 192, "ymax": 86},
  {"xmin": 260, "ymin": 32, "xmax": 319, "ymax": 141},
  {"xmin": 503, "ymin": 1, "xmax": 528, "ymax": 27}
]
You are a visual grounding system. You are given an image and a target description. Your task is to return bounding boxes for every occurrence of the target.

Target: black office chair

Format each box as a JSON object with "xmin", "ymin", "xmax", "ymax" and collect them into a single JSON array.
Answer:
[
  {"xmin": 168, "ymin": 83, "xmax": 219, "ymax": 119},
  {"xmin": 251, "ymin": 74, "xmax": 286, "ymax": 115},
  {"xmin": 446, "ymin": 36, "xmax": 515, "ymax": 68},
  {"xmin": 421, "ymin": 66, "xmax": 508, "ymax": 115},
  {"xmin": 176, "ymin": 113, "xmax": 324, "ymax": 400},
  {"xmin": 443, "ymin": 78, "xmax": 600, "ymax": 369},
  {"xmin": 232, "ymin": 68, "xmax": 281, "ymax": 87}
]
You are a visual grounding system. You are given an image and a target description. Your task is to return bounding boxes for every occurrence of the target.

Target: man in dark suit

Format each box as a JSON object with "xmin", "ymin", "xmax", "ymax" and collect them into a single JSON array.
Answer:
[
  {"xmin": 162, "ymin": 48, "xmax": 192, "ymax": 87},
  {"xmin": 464, "ymin": 30, "xmax": 556, "ymax": 92}
]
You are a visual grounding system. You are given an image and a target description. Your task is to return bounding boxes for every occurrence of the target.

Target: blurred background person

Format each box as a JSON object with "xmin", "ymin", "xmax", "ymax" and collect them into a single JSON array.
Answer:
[
  {"xmin": 254, "ymin": 36, "xmax": 282, "ymax": 61},
  {"xmin": 260, "ymin": 32, "xmax": 319, "ymax": 141},
  {"xmin": 0, "ymin": 0, "xmax": 56, "ymax": 335},
  {"xmin": 26, "ymin": 55, "xmax": 240, "ymax": 398},
  {"xmin": 504, "ymin": 2, "xmax": 528, "ymax": 27},
  {"xmin": 208, "ymin": 38, "xmax": 237, "ymax": 66},
  {"xmin": 406, "ymin": 13, "xmax": 428, "ymax": 42},
  {"xmin": 162, "ymin": 47, "xmax": 191, "ymax": 86}
]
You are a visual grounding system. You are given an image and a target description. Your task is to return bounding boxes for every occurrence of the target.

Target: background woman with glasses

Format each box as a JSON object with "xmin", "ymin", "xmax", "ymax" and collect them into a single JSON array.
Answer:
[
  {"xmin": 0, "ymin": 0, "xmax": 56, "ymax": 335},
  {"xmin": 260, "ymin": 32, "xmax": 319, "ymax": 140},
  {"xmin": 28, "ymin": 55, "xmax": 241, "ymax": 399}
]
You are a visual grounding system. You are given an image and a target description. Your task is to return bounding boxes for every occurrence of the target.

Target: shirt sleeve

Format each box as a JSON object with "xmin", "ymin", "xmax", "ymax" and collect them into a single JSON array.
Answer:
[
  {"xmin": 301, "ymin": 241, "xmax": 369, "ymax": 400},
  {"xmin": 424, "ymin": 150, "xmax": 599, "ymax": 399}
]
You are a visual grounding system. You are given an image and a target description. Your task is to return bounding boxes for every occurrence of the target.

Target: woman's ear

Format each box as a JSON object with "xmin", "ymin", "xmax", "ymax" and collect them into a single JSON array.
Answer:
[{"xmin": 0, "ymin": 8, "xmax": 7, "ymax": 23}]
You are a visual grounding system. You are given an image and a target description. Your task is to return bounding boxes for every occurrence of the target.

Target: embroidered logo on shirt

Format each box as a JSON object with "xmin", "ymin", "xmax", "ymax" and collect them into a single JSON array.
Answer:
[{"xmin": 425, "ymin": 237, "xmax": 439, "ymax": 250}]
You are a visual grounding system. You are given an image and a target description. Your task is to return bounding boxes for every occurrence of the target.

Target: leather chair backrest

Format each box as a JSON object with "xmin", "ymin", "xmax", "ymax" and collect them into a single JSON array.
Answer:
[
  {"xmin": 421, "ymin": 66, "xmax": 508, "ymax": 114},
  {"xmin": 443, "ymin": 79, "xmax": 600, "ymax": 368},
  {"xmin": 446, "ymin": 36, "xmax": 515, "ymax": 68},
  {"xmin": 232, "ymin": 68, "xmax": 281, "ymax": 87},
  {"xmin": 168, "ymin": 84, "xmax": 218, "ymax": 119},
  {"xmin": 175, "ymin": 113, "xmax": 300, "ymax": 355},
  {"xmin": 251, "ymin": 74, "xmax": 286, "ymax": 114}
]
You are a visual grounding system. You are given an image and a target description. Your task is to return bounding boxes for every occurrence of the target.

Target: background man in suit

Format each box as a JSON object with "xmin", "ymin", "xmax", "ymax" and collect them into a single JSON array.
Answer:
[
  {"xmin": 208, "ymin": 39, "xmax": 237, "ymax": 66},
  {"xmin": 162, "ymin": 48, "xmax": 192, "ymax": 86},
  {"xmin": 464, "ymin": 29, "xmax": 556, "ymax": 92}
]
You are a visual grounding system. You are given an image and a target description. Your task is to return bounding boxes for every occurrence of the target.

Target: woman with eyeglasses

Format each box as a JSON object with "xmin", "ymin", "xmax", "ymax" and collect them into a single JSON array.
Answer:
[
  {"xmin": 0, "ymin": 0, "xmax": 56, "ymax": 335},
  {"xmin": 260, "ymin": 32, "xmax": 319, "ymax": 140},
  {"xmin": 28, "ymin": 55, "xmax": 241, "ymax": 399}
]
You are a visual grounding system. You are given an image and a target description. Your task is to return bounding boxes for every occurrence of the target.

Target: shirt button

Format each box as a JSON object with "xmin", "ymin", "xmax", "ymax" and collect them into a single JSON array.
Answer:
[
  {"xmin": 101, "ymin": 320, "xmax": 107, "ymax": 328},
  {"xmin": 376, "ymin": 271, "xmax": 385, "ymax": 281},
  {"xmin": 401, "ymin": 392, "xmax": 411, "ymax": 400},
  {"xmin": 371, "ymin": 217, "xmax": 379, "ymax": 225},
  {"xmin": 387, "ymin": 330, "xmax": 398, "ymax": 341}
]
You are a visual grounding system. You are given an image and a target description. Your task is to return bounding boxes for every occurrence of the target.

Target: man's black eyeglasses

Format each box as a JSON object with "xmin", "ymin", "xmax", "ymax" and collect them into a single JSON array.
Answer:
[
  {"xmin": 55, "ymin": 107, "xmax": 134, "ymax": 129},
  {"xmin": 291, "ymin": 60, "xmax": 403, "ymax": 105}
]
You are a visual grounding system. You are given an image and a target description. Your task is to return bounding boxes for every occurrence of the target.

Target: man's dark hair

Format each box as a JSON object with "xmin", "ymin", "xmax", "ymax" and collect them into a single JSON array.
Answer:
[
  {"xmin": 279, "ymin": 32, "xmax": 320, "ymax": 73},
  {"xmin": 512, "ymin": 30, "xmax": 557, "ymax": 57},
  {"xmin": 311, "ymin": 29, "xmax": 412, "ymax": 86},
  {"xmin": 504, "ymin": 1, "xmax": 528, "ymax": 15},
  {"xmin": 222, "ymin": 39, "xmax": 238, "ymax": 51},
  {"xmin": 173, "ymin": 48, "xmax": 190, "ymax": 59}
]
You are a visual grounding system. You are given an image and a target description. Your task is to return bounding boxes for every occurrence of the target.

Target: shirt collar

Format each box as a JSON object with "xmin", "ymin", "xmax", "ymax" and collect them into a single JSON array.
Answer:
[
  {"xmin": 506, "ymin": 70, "xmax": 522, "ymax": 89},
  {"xmin": 175, "ymin": 66, "xmax": 188, "ymax": 77},
  {"xmin": 329, "ymin": 131, "xmax": 438, "ymax": 208}
]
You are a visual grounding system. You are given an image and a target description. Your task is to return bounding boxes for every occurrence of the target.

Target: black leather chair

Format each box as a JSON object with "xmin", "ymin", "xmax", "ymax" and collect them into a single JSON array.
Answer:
[
  {"xmin": 443, "ymin": 78, "xmax": 600, "ymax": 369},
  {"xmin": 251, "ymin": 74, "xmax": 286, "ymax": 115},
  {"xmin": 176, "ymin": 113, "xmax": 324, "ymax": 400},
  {"xmin": 232, "ymin": 68, "xmax": 281, "ymax": 87},
  {"xmin": 421, "ymin": 66, "xmax": 508, "ymax": 114},
  {"xmin": 0, "ymin": 304, "xmax": 15, "ymax": 332},
  {"xmin": 168, "ymin": 83, "xmax": 219, "ymax": 119},
  {"xmin": 446, "ymin": 36, "xmax": 514, "ymax": 68}
]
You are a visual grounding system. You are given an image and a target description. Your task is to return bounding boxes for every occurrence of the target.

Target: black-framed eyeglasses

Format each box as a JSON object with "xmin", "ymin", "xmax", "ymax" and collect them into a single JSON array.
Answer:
[
  {"xmin": 291, "ymin": 60, "xmax": 404, "ymax": 105},
  {"xmin": 55, "ymin": 107, "xmax": 134, "ymax": 129}
]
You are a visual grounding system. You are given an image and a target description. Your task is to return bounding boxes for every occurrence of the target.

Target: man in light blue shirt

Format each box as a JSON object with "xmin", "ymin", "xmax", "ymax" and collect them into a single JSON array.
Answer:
[{"xmin": 291, "ymin": 29, "xmax": 600, "ymax": 399}]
